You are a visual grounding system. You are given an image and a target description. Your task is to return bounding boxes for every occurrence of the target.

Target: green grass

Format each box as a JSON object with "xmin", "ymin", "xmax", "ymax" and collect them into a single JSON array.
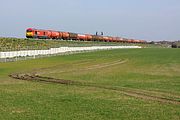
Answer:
[
  {"xmin": 0, "ymin": 48, "xmax": 180, "ymax": 120},
  {"xmin": 0, "ymin": 37, "xmax": 166, "ymax": 52}
]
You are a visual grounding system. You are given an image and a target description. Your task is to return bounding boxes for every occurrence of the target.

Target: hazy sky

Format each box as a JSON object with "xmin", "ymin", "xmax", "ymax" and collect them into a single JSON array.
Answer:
[{"xmin": 0, "ymin": 0, "xmax": 180, "ymax": 41}]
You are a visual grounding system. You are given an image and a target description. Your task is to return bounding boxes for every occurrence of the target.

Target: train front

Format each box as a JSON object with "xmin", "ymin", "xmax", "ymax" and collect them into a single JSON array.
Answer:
[{"xmin": 26, "ymin": 28, "xmax": 34, "ymax": 38}]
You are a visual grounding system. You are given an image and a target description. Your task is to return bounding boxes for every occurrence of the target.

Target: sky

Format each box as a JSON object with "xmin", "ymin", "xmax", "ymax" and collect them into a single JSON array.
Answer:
[{"xmin": 0, "ymin": 0, "xmax": 180, "ymax": 41}]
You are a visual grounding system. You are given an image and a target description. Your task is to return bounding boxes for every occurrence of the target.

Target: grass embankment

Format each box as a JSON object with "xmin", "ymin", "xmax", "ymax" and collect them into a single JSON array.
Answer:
[
  {"xmin": 0, "ymin": 37, "xmax": 165, "ymax": 52},
  {"xmin": 0, "ymin": 48, "xmax": 179, "ymax": 120}
]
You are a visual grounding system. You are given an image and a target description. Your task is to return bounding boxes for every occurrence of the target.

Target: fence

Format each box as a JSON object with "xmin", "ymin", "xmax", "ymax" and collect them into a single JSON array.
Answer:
[{"xmin": 0, "ymin": 46, "xmax": 141, "ymax": 62}]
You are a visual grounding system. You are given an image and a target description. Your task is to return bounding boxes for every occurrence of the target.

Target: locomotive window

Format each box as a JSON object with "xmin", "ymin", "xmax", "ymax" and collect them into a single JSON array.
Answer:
[
  {"xmin": 27, "ymin": 30, "xmax": 32, "ymax": 32},
  {"xmin": 35, "ymin": 31, "xmax": 38, "ymax": 35},
  {"xmin": 44, "ymin": 32, "xmax": 46, "ymax": 35}
]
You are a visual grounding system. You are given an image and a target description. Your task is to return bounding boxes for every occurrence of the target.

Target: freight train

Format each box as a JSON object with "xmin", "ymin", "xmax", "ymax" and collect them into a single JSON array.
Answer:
[{"xmin": 26, "ymin": 28, "xmax": 146, "ymax": 43}]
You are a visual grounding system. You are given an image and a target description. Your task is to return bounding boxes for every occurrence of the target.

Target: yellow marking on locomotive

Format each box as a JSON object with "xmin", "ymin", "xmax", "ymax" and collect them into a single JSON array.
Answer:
[{"xmin": 26, "ymin": 32, "xmax": 33, "ymax": 36}]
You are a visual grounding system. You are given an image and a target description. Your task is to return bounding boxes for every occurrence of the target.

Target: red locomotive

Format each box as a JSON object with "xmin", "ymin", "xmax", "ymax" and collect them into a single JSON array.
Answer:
[{"xmin": 26, "ymin": 28, "xmax": 146, "ymax": 43}]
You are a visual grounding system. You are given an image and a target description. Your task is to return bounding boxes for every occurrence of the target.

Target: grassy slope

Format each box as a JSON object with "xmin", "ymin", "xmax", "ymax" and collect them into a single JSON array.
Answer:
[
  {"xmin": 0, "ymin": 48, "xmax": 180, "ymax": 120},
  {"xmin": 0, "ymin": 37, "xmax": 165, "ymax": 52}
]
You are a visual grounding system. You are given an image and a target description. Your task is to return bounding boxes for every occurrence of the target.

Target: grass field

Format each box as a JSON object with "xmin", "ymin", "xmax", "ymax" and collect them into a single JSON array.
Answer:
[{"xmin": 0, "ymin": 48, "xmax": 180, "ymax": 120}]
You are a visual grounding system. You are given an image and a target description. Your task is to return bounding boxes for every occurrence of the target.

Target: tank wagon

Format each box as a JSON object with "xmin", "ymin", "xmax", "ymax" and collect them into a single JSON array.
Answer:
[{"xmin": 26, "ymin": 28, "xmax": 146, "ymax": 43}]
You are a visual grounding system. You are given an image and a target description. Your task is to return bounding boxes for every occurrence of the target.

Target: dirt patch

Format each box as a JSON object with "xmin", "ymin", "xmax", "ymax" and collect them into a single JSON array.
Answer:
[{"xmin": 9, "ymin": 73, "xmax": 77, "ymax": 85}]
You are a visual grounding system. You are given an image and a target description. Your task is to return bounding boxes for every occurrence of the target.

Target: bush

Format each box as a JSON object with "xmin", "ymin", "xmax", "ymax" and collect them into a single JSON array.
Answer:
[{"xmin": 172, "ymin": 43, "xmax": 177, "ymax": 48}]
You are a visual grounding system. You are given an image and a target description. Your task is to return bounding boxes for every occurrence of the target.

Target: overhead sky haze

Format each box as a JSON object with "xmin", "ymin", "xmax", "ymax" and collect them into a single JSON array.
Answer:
[{"xmin": 0, "ymin": 0, "xmax": 180, "ymax": 41}]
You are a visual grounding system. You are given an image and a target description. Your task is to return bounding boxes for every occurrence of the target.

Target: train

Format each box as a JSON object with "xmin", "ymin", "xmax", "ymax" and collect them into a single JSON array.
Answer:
[{"xmin": 26, "ymin": 28, "xmax": 146, "ymax": 43}]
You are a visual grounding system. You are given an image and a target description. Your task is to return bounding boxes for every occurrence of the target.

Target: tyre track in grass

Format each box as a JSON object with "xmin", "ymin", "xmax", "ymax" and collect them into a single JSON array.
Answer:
[
  {"xmin": 121, "ymin": 87, "xmax": 180, "ymax": 102},
  {"xmin": 9, "ymin": 59, "xmax": 180, "ymax": 105},
  {"xmin": 9, "ymin": 59, "xmax": 127, "ymax": 84},
  {"xmin": 31, "ymin": 59, "xmax": 127, "ymax": 75},
  {"xmin": 9, "ymin": 73, "xmax": 180, "ymax": 105},
  {"xmin": 31, "ymin": 59, "xmax": 94, "ymax": 74},
  {"xmin": 82, "ymin": 59, "xmax": 127, "ymax": 70}
]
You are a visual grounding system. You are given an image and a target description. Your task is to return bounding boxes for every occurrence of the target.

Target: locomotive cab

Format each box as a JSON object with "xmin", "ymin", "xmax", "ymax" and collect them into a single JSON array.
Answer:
[{"xmin": 26, "ymin": 28, "xmax": 33, "ymax": 38}]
